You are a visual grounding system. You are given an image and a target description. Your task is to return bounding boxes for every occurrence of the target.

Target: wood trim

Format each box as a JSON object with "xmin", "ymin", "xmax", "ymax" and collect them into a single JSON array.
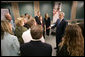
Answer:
[
  {"xmin": 71, "ymin": 1, "xmax": 78, "ymax": 20},
  {"xmin": 34, "ymin": 1, "xmax": 40, "ymax": 16},
  {"xmin": 11, "ymin": 2, "xmax": 20, "ymax": 20},
  {"xmin": 66, "ymin": 19, "xmax": 84, "ymax": 23}
]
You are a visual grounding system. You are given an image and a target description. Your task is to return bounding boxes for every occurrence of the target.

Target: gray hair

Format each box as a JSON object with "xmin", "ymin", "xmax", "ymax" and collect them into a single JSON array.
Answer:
[{"xmin": 60, "ymin": 12, "xmax": 65, "ymax": 16}]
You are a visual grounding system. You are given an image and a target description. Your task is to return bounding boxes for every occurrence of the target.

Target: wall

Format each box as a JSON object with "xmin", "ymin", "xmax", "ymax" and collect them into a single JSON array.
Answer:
[
  {"xmin": 61, "ymin": 1, "xmax": 72, "ymax": 20},
  {"xmin": 40, "ymin": 1, "xmax": 53, "ymax": 20},
  {"xmin": 76, "ymin": 1, "xmax": 84, "ymax": 19},
  {"xmin": 39, "ymin": 1, "xmax": 72, "ymax": 20},
  {"xmin": 1, "ymin": 1, "xmax": 84, "ymax": 22},
  {"xmin": 18, "ymin": 2, "xmax": 34, "ymax": 17}
]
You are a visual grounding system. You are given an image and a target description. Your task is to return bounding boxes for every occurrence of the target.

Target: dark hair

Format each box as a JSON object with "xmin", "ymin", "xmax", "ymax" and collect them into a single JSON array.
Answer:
[
  {"xmin": 25, "ymin": 13, "xmax": 28, "ymax": 16},
  {"xmin": 58, "ymin": 3, "xmax": 61, "ymax": 5}
]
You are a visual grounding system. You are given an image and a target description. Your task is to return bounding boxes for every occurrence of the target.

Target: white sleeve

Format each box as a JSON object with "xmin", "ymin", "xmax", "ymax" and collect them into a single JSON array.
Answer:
[
  {"xmin": 22, "ymin": 32, "xmax": 29, "ymax": 43},
  {"xmin": 13, "ymin": 36, "xmax": 20, "ymax": 55},
  {"xmin": 22, "ymin": 32, "xmax": 25, "ymax": 43},
  {"xmin": 22, "ymin": 30, "xmax": 32, "ymax": 43}
]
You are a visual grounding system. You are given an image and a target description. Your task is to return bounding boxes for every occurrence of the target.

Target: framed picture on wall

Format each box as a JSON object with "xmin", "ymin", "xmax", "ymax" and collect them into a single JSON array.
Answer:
[{"xmin": 1, "ymin": 8, "xmax": 10, "ymax": 20}]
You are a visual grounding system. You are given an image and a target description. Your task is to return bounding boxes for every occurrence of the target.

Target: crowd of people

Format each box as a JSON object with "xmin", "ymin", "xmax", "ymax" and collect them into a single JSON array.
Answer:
[{"xmin": 1, "ymin": 11, "xmax": 84, "ymax": 56}]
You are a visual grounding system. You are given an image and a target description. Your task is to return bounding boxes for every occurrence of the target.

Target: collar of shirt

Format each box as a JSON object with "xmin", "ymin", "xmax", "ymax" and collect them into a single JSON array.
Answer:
[
  {"xmin": 32, "ymin": 39, "xmax": 41, "ymax": 41},
  {"xmin": 60, "ymin": 18, "xmax": 64, "ymax": 22}
]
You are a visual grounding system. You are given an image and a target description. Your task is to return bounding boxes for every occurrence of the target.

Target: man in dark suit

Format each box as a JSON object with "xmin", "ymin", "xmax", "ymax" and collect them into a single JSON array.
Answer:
[
  {"xmin": 49, "ymin": 12, "xmax": 68, "ymax": 53},
  {"xmin": 20, "ymin": 25, "xmax": 52, "ymax": 56},
  {"xmin": 35, "ymin": 11, "xmax": 41, "ymax": 25}
]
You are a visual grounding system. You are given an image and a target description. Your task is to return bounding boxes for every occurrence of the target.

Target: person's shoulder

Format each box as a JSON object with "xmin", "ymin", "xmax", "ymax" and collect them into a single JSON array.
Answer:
[
  {"xmin": 43, "ymin": 43, "xmax": 52, "ymax": 50},
  {"xmin": 44, "ymin": 18, "xmax": 46, "ymax": 21},
  {"xmin": 21, "ymin": 42, "xmax": 28, "ymax": 46},
  {"xmin": 63, "ymin": 19, "xmax": 68, "ymax": 23},
  {"xmin": 20, "ymin": 43, "xmax": 27, "ymax": 50},
  {"xmin": 10, "ymin": 34, "xmax": 16, "ymax": 38},
  {"xmin": 24, "ymin": 27, "xmax": 27, "ymax": 30},
  {"xmin": 22, "ymin": 26, "xmax": 27, "ymax": 30},
  {"xmin": 23, "ymin": 29, "xmax": 29, "ymax": 33},
  {"xmin": 22, "ymin": 29, "xmax": 30, "ymax": 36},
  {"xmin": 57, "ymin": 19, "xmax": 60, "ymax": 20},
  {"xmin": 22, "ymin": 26, "xmax": 26, "ymax": 29},
  {"xmin": 10, "ymin": 34, "xmax": 18, "ymax": 40},
  {"xmin": 15, "ymin": 26, "xmax": 21, "ymax": 30},
  {"xmin": 56, "ymin": 19, "xmax": 60, "ymax": 22},
  {"xmin": 20, "ymin": 42, "xmax": 31, "ymax": 48},
  {"xmin": 42, "ymin": 42, "xmax": 52, "ymax": 48},
  {"xmin": 15, "ymin": 26, "xmax": 18, "ymax": 28}
]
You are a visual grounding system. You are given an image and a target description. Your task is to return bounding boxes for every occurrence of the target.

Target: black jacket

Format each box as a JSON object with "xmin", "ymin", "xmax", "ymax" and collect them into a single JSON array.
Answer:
[
  {"xmin": 20, "ymin": 40, "xmax": 52, "ymax": 56},
  {"xmin": 35, "ymin": 16, "xmax": 41, "ymax": 25},
  {"xmin": 24, "ymin": 23, "xmax": 29, "ymax": 29},
  {"xmin": 44, "ymin": 17, "xmax": 51, "ymax": 28},
  {"xmin": 57, "ymin": 44, "xmax": 70, "ymax": 56},
  {"xmin": 52, "ymin": 19, "xmax": 68, "ymax": 41}
]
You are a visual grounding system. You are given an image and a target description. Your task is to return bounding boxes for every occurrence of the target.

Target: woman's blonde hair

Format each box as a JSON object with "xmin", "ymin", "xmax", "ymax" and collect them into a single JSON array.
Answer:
[
  {"xmin": 1, "ymin": 20, "xmax": 13, "ymax": 39},
  {"xmin": 15, "ymin": 18, "xmax": 24, "ymax": 26},
  {"xmin": 62, "ymin": 24, "xmax": 84, "ymax": 56}
]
